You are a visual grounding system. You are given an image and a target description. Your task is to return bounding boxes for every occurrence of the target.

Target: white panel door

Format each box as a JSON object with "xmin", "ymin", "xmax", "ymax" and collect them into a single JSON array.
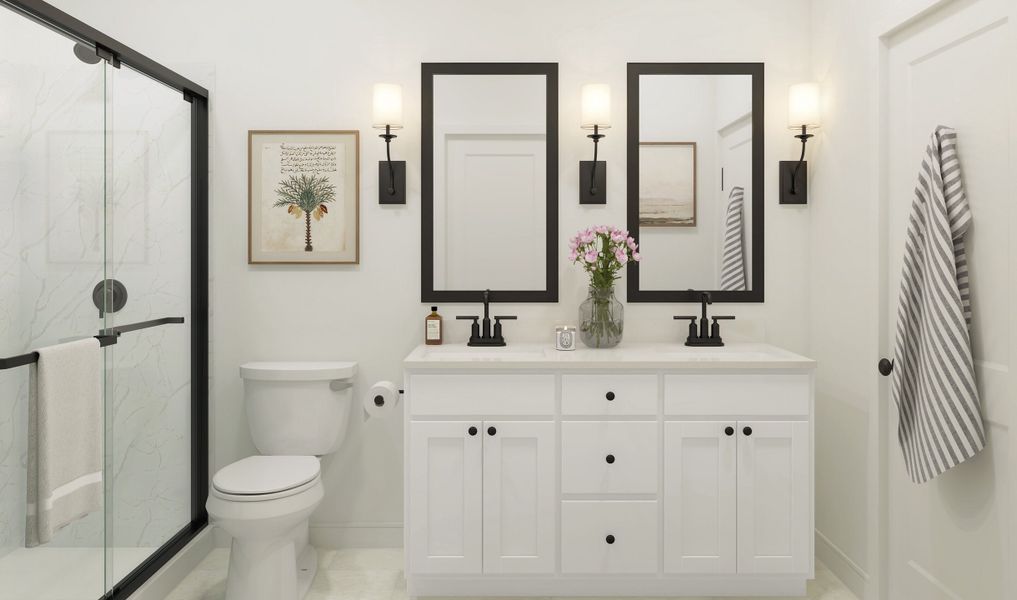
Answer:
[
  {"xmin": 663, "ymin": 421, "xmax": 737, "ymax": 574},
  {"xmin": 438, "ymin": 134, "xmax": 547, "ymax": 291},
  {"xmin": 482, "ymin": 421, "xmax": 556, "ymax": 574},
  {"xmin": 736, "ymin": 421, "xmax": 810, "ymax": 574},
  {"xmin": 881, "ymin": 0, "xmax": 1016, "ymax": 597},
  {"xmin": 408, "ymin": 421, "xmax": 483, "ymax": 574}
]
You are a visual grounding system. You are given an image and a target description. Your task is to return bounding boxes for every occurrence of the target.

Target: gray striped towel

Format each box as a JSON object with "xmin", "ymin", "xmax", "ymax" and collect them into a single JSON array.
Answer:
[
  {"xmin": 720, "ymin": 186, "xmax": 746, "ymax": 291},
  {"xmin": 891, "ymin": 126, "xmax": 985, "ymax": 484}
]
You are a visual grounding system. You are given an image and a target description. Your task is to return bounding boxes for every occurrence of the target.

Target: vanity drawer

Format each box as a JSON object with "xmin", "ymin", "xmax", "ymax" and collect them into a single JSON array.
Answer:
[
  {"xmin": 561, "ymin": 422, "xmax": 658, "ymax": 494},
  {"xmin": 561, "ymin": 501, "xmax": 658, "ymax": 574},
  {"xmin": 409, "ymin": 374, "xmax": 555, "ymax": 416},
  {"xmin": 664, "ymin": 374, "xmax": 810, "ymax": 416},
  {"xmin": 562, "ymin": 374, "xmax": 657, "ymax": 416}
]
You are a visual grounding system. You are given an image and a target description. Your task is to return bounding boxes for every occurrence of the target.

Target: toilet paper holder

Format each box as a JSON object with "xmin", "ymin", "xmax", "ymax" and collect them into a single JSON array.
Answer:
[{"xmin": 370, "ymin": 388, "xmax": 405, "ymax": 407}]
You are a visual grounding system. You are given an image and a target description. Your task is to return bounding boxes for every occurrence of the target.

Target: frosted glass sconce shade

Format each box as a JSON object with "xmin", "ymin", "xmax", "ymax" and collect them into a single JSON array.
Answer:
[
  {"xmin": 372, "ymin": 83, "xmax": 404, "ymax": 129},
  {"xmin": 787, "ymin": 82, "xmax": 820, "ymax": 129},
  {"xmin": 580, "ymin": 83, "xmax": 611, "ymax": 129}
]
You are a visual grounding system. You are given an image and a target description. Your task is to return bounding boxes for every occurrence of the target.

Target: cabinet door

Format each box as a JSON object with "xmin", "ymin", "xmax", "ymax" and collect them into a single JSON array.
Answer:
[
  {"xmin": 736, "ymin": 420, "xmax": 810, "ymax": 574},
  {"xmin": 482, "ymin": 421, "xmax": 556, "ymax": 573},
  {"xmin": 408, "ymin": 421, "xmax": 483, "ymax": 574},
  {"xmin": 663, "ymin": 421, "xmax": 737, "ymax": 574}
]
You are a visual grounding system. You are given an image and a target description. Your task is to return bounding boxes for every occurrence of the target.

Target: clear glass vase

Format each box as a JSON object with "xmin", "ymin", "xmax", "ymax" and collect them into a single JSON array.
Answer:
[{"xmin": 579, "ymin": 285, "xmax": 624, "ymax": 348}]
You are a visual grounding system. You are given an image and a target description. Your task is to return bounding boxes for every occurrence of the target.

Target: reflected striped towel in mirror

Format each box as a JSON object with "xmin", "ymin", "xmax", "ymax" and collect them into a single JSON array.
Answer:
[
  {"xmin": 720, "ymin": 186, "xmax": 746, "ymax": 291},
  {"xmin": 891, "ymin": 126, "xmax": 985, "ymax": 484}
]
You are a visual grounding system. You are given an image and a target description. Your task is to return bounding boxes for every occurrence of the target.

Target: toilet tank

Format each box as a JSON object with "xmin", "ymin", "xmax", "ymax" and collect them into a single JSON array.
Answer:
[{"xmin": 240, "ymin": 361, "xmax": 358, "ymax": 456}]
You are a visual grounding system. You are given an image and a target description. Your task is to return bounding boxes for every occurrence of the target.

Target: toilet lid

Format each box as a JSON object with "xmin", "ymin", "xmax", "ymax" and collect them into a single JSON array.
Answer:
[{"xmin": 212, "ymin": 456, "xmax": 320, "ymax": 496}]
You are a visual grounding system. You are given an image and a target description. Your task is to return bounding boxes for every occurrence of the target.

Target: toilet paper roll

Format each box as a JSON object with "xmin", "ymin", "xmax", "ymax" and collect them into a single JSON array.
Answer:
[{"xmin": 364, "ymin": 380, "xmax": 401, "ymax": 420}]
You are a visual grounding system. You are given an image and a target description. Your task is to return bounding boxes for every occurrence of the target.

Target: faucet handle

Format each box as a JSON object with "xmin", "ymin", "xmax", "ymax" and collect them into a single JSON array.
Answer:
[
  {"xmin": 493, "ymin": 315, "xmax": 517, "ymax": 321},
  {"xmin": 711, "ymin": 316, "xmax": 735, "ymax": 321},
  {"xmin": 456, "ymin": 315, "xmax": 479, "ymax": 321},
  {"xmin": 673, "ymin": 315, "xmax": 697, "ymax": 321}
]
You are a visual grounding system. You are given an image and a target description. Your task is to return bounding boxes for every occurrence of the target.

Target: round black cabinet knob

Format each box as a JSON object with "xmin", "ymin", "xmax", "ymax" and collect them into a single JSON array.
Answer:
[
  {"xmin": 468, "ymin": 426, "xmax": 478, "ymax": 436},
  {"xmin": 724, "ymin": 426, "xmax": 735, "ymax": 436},
  {"xmin": 605, "ymin": 391, "xmax": 616, "ymax": 401},
  {"xmin": 605, "ymin": 534, "xmax": 615, "ymax": 545},
  {"xmin": 605, "ymin": 454, "xmax": 616, "ymax": 464},
  {"xmin": 743, "ymin": 426, "xmax": 753, "ymax": 436},
  {"xmin": 488, "ymin": 426, "xmax": 497, "ymax": 436}
]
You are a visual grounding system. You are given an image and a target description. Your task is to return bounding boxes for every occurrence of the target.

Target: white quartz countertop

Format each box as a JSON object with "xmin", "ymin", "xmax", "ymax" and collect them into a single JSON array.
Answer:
[{"xmin": 404, "ymin": 342, "xmax": 815, "ymax": 371}]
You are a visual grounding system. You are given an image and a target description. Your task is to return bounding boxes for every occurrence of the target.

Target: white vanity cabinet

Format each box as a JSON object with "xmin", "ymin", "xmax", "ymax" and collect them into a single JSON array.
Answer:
[
  {"xmin": 404, "ymin": 343, "xmax": 815, "ymax": 598},
  {"xmin": 408, "ymin": 418, "xmax": 556, "ymax": 575}
]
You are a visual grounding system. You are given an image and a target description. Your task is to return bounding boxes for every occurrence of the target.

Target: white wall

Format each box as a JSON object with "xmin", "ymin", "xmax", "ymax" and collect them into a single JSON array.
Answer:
[{"xmin": 49, "ymin": 0, "xmax": 814, "ymax": 547}]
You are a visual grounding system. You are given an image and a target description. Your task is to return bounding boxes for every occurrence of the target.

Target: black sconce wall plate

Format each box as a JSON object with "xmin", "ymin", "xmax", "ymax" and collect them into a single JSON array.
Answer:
[
  {"xmin": 379, "ymin": 160, "xmax": 406, "ymax": 204},
  {"xmin": 579, "ymin": 160, "xmax": 606, "ymax": 204},
  {"xmin": 779, "ymin": 160, "xmax": 808, "ymax": 204}
]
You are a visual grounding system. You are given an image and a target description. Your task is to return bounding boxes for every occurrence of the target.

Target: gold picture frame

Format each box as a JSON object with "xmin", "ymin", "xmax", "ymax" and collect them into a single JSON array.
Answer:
[
  {"xmin": 248, "ymin": 130, "xmax": 360, "ymax": 264},
  {"xmin": 638, "ymin": 141, "xmax": 697, "ymax": 227}
]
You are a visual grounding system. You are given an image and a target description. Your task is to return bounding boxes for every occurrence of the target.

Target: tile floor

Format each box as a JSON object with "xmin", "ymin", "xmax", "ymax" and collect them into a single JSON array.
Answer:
[
  {"xmin": 165, "ymin": 548, "xmax": 859, "ymax": 600},
  {"xmin": 0, "ymin": 546, "xmax": 155, "ymax": 600}
]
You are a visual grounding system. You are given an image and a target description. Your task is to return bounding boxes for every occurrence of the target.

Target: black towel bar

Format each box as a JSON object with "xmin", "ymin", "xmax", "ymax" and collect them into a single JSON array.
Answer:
[{"xmin": 0, "ymin": 317, "xmax": 185, "ymax": 371}]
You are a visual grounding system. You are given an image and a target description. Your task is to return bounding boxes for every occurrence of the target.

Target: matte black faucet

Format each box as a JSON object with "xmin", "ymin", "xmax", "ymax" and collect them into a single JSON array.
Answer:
[
  {"xmin": 456, "ymin": 289, "xmax": 517, "ymax": 347},
  {"xmin": 673, "ymin": 290, "xmax": 735, "ymax": 347}
]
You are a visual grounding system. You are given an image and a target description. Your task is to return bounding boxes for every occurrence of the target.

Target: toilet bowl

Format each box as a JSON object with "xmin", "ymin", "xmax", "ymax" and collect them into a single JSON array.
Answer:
[{"xmin": 207, "ymin": 361, "xmax": 356, "ymax": 600}]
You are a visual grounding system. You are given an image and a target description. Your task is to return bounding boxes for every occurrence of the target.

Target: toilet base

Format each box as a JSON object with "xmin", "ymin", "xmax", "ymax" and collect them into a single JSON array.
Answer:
[
  {"xmin": 296, "ymin": 544, "xmax": 317, "ymax": 599},
  {"xmin": 224, "ymin": 537, "xmax": 318, "ymax": 600}
]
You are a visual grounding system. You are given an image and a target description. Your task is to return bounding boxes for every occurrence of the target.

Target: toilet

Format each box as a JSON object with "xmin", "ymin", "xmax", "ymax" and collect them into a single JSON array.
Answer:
[{"xmin": 206, "ymin": 361, "xmax": 357, "ymax": 600}]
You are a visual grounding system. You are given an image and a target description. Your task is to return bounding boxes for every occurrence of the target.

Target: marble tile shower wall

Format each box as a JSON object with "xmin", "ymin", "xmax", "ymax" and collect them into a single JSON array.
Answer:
[{"xmin": 0, "ymin": 51, "xmax": 192, "ymax": 557}]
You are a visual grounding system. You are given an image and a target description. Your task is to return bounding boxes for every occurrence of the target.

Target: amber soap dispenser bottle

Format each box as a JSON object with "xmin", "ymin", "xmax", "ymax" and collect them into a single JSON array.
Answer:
[{"xmin": 425, "ymin": 306, "xmax": 443, "ymax": 345}]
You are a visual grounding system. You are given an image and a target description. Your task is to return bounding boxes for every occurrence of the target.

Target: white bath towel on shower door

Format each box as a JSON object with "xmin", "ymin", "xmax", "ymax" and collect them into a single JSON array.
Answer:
[
  {"xmin": 26, "ymin": 337, "xmax": 103, "ymax": 547},
  {"xmin": 891, "ymin": 126, "xmax": 985, "ymax": 484}
]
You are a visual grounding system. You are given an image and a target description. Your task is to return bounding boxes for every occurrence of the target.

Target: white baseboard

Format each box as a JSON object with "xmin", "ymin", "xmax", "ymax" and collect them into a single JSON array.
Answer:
[
  {"xmin": 815, "ymin": 528, "xmax": 869, "ymax": 599},
  {"xmin": 309, "ymin": 521, "xmax": 403, "ymax": 548},
  {"xmin": 128, "ymin": 527, "xmax": 213, "ymax": 600}
]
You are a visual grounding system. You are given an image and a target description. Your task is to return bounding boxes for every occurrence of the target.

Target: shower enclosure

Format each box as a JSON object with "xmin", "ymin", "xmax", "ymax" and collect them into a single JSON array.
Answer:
[{"xmin": 0, "ymin": 1, "xmax": 208, "ymax": 598}]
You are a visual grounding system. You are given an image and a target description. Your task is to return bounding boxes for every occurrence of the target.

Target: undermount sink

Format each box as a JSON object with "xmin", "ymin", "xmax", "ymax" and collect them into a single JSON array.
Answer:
[
  {"xmin": 653, "ymin": 345, "xmax": 782, "ymax": 362},
  {"xmin": 419, "ymin": 347, "xmax": 547, "ymax": 361}
]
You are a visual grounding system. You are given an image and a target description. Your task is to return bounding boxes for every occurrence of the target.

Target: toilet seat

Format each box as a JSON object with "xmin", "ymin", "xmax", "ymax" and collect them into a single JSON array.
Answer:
[{"xmin": 212, "ymin": 455, "xmax": 320, "ymax": 502}]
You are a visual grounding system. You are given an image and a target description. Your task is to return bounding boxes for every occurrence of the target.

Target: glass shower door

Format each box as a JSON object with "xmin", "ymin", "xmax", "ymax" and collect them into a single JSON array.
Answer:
[
  {"xmin": 103, "ymin": 62, "xmax": 192, "ymax": 587},
  {"xmin": 0, "ymin": 7, "xmax": 111, "ymax": 599}
]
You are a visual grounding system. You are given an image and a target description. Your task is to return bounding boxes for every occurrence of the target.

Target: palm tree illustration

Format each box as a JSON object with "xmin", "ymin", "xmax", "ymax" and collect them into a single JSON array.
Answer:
[{"xmin": 273, "ymin": 174, "xmax": 336, "ymax": 251}]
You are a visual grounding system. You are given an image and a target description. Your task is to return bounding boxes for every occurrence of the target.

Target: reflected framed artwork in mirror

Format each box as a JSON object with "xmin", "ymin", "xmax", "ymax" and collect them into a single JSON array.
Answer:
[
  {"xmin": 626, "ymin": 63, "xmax": 763, "ymax": 302},
  {"xmin": 421, "ymin": 63, "xmax": 559, "ymax": 302}
]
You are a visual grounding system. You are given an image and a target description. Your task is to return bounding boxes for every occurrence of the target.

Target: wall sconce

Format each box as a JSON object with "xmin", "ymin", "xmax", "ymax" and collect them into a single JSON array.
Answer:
[
  {"xmin": 780, "ymin": 82, "xmax": 820, "ymax": 205},
  {"xmin": 580, "ymin": 83, "xmax": 611, "ymax": 205},
  {"xmin": 372, "ymin": 83, "xmax": 405, "ymax": 204}
]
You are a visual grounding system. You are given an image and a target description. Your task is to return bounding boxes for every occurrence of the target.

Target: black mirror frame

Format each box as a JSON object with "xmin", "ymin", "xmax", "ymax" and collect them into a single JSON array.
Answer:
[
  {"xmin": 421, "ymin": 62, "xmax": 559, "ymax": 303},
  {"xmin": 625, "ymin": 62, "xmax": 764, "ymax": 303}
]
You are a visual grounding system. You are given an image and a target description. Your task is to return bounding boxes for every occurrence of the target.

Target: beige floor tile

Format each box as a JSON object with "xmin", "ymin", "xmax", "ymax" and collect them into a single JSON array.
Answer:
[{"xmin": 164, "ymin": 547, "xmax": 860, "ymax": 600}]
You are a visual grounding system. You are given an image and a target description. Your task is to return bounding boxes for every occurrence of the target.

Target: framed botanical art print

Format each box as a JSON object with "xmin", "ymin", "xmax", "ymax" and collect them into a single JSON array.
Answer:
[
  {"xmin": 248, "ymin": 130, "xmax": 360, "ymax": 264},
  {"xmin": 638, "ymin": 141, "xmax": 697, "ymax": 227}
]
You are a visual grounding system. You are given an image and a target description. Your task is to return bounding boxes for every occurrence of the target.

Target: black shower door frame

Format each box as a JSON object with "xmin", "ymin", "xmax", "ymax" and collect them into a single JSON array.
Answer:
[{"xmin": 0, "ymin": 1, "xmax": 210, "ymax": 598}]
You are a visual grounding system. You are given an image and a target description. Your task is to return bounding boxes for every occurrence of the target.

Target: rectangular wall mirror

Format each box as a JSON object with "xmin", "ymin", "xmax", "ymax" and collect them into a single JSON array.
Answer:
[
  {"xmin": 422, "ymin": 63, "xmax": 559, "ymax": 302},
  {"xmin": 626, "ymin": 63, "xmax": 763, "ymax": 303}
]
